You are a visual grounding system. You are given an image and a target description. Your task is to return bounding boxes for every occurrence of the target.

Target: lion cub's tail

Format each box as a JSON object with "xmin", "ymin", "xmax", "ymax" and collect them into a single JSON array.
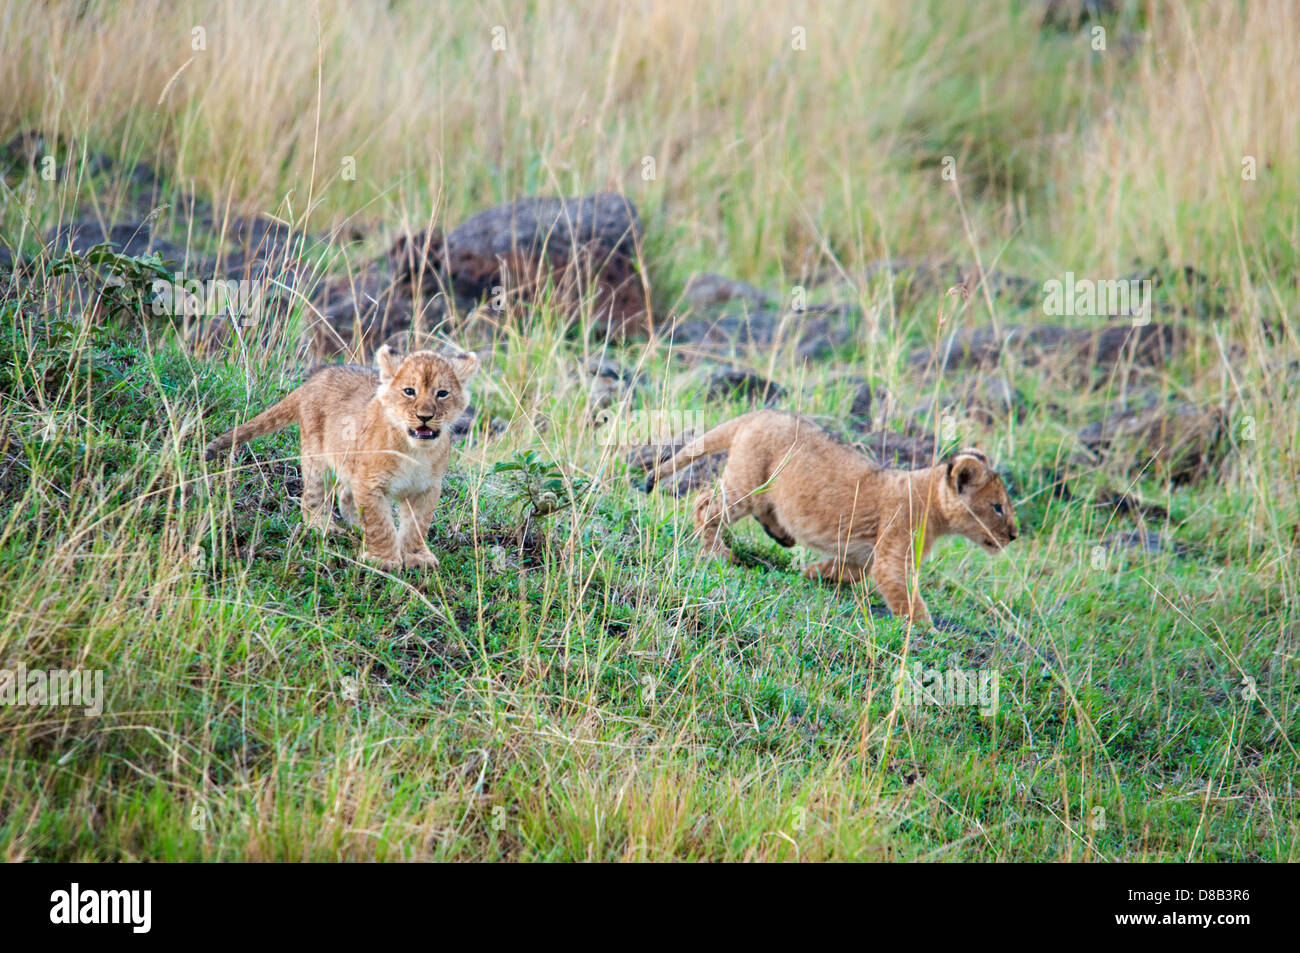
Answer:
[
  {"xmin": 643, "ymin": 414, "xmax": 749, "ymax": 492},
  {"xmin": 204, "ymin": 394, "xmax": 301, "ymax": 461}
]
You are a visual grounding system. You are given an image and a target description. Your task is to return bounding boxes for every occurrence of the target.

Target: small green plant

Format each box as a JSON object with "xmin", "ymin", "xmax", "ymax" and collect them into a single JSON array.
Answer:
[
  {"xmin": 491, "ymin": 450, "xmax": 590, "ymax": 535},
  {"xmin": 48, "ymin": 241, "xmax": 171, "ymax": 324}
]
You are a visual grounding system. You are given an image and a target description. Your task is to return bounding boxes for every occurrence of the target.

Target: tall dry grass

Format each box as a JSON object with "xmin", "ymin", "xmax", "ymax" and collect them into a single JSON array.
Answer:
[
  {"xmin": 2, "ymin": 0, "xmax": 1113, "ymax": 275},
  {"xmin": 1049, "ymin": 0, "xmax": 1300, "ymax": 276}
]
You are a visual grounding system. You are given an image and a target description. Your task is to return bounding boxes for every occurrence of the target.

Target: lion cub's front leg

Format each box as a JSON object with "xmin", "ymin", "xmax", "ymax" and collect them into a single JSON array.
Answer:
[
  {"xmin": 396, "ymin": 486, "xmax": 441, "ymax": 570},
  {"xmin": 869, "ymin": 537, "xmax": 932, "ymax": 627},
  {"xmin": 338, "ymin": 485, "xmax": 361, "ymax": 528},
  {"xmin": 354, "ymin": 486, "xmax": 404, "ymax": 572},
  {"xmin": 300, "ymin": 451, "xmax": 341, "ymax": 537}
]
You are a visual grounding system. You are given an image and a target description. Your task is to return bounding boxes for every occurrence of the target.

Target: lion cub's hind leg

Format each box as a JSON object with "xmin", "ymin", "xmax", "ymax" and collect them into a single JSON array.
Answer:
[
  {"xmin": 691, "ymin": 482, "xmax": 755, "ymax": 562},
  {"xmin": 299, "ymin": 447, "xmax": 338, "ymax": 537}
]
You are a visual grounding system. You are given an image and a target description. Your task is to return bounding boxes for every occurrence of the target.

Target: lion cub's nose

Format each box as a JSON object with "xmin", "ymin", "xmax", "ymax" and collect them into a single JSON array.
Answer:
[
  {"xmin": 417, "ymin": 412, "xmax": 434, "ymax": 423},
  {"xmin": 1008, "ymin": 525, "xmax": 1019, "ymax": 540}
]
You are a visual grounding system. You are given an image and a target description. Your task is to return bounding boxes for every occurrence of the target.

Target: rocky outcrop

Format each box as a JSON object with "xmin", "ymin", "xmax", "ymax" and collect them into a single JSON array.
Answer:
[
  {"xmin": 389, "ymin": 193, "xmax": 648, "ymax": 338},
  {"xmin": 910, "ymin": 321, "xmax": 1184, "ymax": 373},
  {"xmin": 1077, "ymin": 401, "xmax": 1227, "ymax": 484}
]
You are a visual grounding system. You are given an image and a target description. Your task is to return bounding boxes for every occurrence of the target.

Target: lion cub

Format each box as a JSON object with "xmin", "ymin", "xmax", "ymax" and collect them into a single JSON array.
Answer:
[
  {"xmin": 205, "ymin": 346, "xmax": 478, "ymax": 571},
  {"xmin": 645, "ymin": 410, "xmax": 1018, "ymax": 625}
]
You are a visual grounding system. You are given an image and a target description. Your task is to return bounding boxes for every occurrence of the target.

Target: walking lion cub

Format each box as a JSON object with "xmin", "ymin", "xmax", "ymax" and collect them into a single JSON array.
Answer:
[
  {"xmin": 645, "ymin": 410, "xmax": 1018, "ymax": 625},
  {"xmin": 205, "ymin": 346, "xmax": 478, "ymax": 571}
]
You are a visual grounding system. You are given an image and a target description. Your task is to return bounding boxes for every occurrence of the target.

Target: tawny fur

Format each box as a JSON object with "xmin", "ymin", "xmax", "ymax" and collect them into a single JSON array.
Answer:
[
  {"xmin": 205, "ymin": 347, "xmax": 478, "ymax": 571},
  {"xmin": 645, "ymin": 410, "xmax": 1019, "ymax": 625}
]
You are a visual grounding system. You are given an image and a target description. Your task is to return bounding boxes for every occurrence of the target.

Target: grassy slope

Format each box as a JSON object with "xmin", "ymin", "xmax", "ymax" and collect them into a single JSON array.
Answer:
[{"xmin": 0, "ymin": 0, "xmax": 1297, "ymax": 860}]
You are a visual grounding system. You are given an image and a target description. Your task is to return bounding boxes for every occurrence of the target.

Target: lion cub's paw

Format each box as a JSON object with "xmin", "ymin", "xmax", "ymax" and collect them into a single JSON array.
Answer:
[
  {"xmin": 802, "ymin": 562, "xmax": 841, "ymax": 582},
  {"xmin": 802, "ymin": 560, "xmax": 867, "ymax": 585},
  {"xmin": 697, "ymin": 539, "xmax": 734, "ymax": 563},
  {"xmin": 300, "ymin": 517, "xmax": 347, "ymax": 539},
  {"xmin": 402, "ymin": 549, "xmax": 440, "ymax": 570},
  {"xmin": 361, "ymin": 550, "xmax": 403, "ymax": 572}
]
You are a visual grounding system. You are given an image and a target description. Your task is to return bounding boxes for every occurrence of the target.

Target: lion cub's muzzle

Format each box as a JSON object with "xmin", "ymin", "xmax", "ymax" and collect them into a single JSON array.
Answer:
[
  {"xmin": 987, "ymin": 523, "xmax": 1018, "ymax": 551},
  {"xmin": 408, "ymin": 412, "xmax": 443, "ymax": 440}
]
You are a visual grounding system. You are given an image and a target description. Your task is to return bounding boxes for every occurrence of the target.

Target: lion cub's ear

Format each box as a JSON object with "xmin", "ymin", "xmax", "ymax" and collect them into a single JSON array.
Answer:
[
  {"xmin": 446, "ymin": 352, "xmax": 479, "ymax": 384},
  {"xmin": 947, "ymin": 449, "xmax": 990, "ymax": 495},
  {"xmin": 375, "ymin": 345, "xmax": 401, "ymax": 383}
]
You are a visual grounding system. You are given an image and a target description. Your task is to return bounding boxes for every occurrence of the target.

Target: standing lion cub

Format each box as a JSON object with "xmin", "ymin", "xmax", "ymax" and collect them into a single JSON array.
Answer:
[
  {"xmin": 645, "ymin": 410, "xmax": 1018, "ymax": 625},
  {"xmin": 205, "ymin": 346, "xmax": 478, "ymax": 571}
]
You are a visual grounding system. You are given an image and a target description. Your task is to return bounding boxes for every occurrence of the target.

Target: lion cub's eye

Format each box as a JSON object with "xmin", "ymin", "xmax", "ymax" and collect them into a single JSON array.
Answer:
[
  {"xmin": 402, "ymin": 387, "xmax": 416, "ymax": 397},
  {"xmin": 436, "ymin": 389, "xmax": 450, "ymax": 399},
  {"xmin": 992, "ymin": 503, "xmax": 1004, "ymax": 516}
]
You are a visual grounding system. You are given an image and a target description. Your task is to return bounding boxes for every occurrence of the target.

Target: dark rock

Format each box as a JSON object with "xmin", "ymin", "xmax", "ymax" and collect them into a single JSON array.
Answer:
[
  {"xmin": 911, "ymin": 321, "xmax": 1184, "ymax": 373},
  {"xmin": 661, "ymin": 457, "xmax": 724, "ymax": 498},
  {"xmin": 844, "ymin": 380, "xmax": 897, "ymax": 431},
  {"xmin": 186, "ymin": 256, "xmax": 311, "ymax": 354},
  {"xmin": 908, "ymin": 375, "xmax": 1024, "ymax": 430},
  {"xmin": 1092, "ymin": 323, "xmax": 1183, "ymax": 367},
  {"xmin": 582, "ymin": 355, "xmax": 639, "ymax": 384},
  {"xmin": 450, "ymin": 406, "xmax": 476, "ymax": 440},
  {"xmin": 1, "ymin": 130, "xmax": 46, "ymax": 171},
  {"xmin": 682, "ymin": 272, "xmax": 773, "ymax": 311},
  {"xmin": 388, "ymin": 229, "xmax": 443, "ymax": 295},
  {"xmin": 1077, "ymin": 401, "xmax": 1227, "ymax": 484},
  {"xmin": 79, "ymin": 150, "xmax": 114, "ymax": 178},
  {"xmin": 48, "ymin": 219, "xmax": 173, "ymax": 260},
  {"xmin": 849, "ymin": 380, "xmax": 876, "ymax": 421},
  {"xmin": 858, "ymin": 258, "xmax": 1040, "ymax": 310},
  {"xmin": 705, "ymin": 366, "xmax": 785, "ymax": 403},
  {"xmin": 1036, "ymin": 466, "xmax": 1074, "ymax": 502},
  {"xmin": 327, "ymin": 222, "xmax": 368, "ymax": 245},
  {"xmin": 389, "ymin": 193, "xmax": 647, "ymax": 338},
  {"xmin": 0, "ymin": 429, "xmax": 27, "ymax": 501},
  {"xmin": 912, "ymin": 323, "xmax": 1020, "ymax": 370},
  {"xmin": 1040, "ymin": 0, "xmax": 1121, "ymax": 30},
  {"xmin": 1101, "ymin": 528, "xmax": 1188, "ymax": 558},
  {"xmin": 214, "ymin": 217, "xmax": 307, "ymax": 296},
  {"xmin": 853, "ymin": 430, "xmax": 938, "ymax": 469},
  {"xmin": 305, "ymin": 265, "xmax": 451, "ymax": 360},
  {"xmin": 124, "ymin": 160, "xmax": 160, "ymax": 190},
  {"xmin": 790, "ymin": 308, "xmax": 853, "ymax": 359},
  {"xmin": 1125, "ymin": 263, "xmax": 1228, "ymax": 322},
  {"xmin": 671, "ymin": 270, "xmax": 859, "ymax": 360},
  {"xmin": 224, "ymin": 214, "xmax": 296, "ymax": 260},
  {"xmin": 581, "ymin": 356, "xmax": 642, "ymax": 409},
  {"xmin": 973, "ymin": 376, "xmax": 1021, "ymax": 419},
  {"xmin": 670, "ymin": 304, "xmax": 855, "ymax": 359},
  {"xmin": 1091, "ymin": 490, "xmax": 1169, "ymax": 522}
]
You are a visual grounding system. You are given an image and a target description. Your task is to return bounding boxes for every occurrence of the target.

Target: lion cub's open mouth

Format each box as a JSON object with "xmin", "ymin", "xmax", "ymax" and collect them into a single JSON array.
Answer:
[{"xmin": 408, "ymin": 426, "xmax": 441, "ymax": 440}]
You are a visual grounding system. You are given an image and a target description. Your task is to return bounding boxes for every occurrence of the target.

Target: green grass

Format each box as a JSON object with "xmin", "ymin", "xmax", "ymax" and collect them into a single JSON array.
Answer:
[{"xmin": 1, "ymin": 295, "xmax": 1295, "ymax": 860}]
